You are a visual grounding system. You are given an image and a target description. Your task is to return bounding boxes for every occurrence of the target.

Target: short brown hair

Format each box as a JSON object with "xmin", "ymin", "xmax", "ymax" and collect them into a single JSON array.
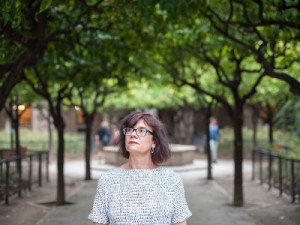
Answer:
[{"xmin": 117, "ymin": 111, "xmax": 171, "ymax": 164}]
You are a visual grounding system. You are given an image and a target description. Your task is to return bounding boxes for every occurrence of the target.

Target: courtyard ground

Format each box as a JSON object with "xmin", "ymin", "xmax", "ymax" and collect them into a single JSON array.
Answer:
[{"xmin": 0, "ymin": 153, "xmax": 299, "ymax": 225}]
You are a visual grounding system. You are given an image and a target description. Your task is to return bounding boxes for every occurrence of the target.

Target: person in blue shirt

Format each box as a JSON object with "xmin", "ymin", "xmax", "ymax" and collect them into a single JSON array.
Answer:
[
  {"xmin": 95, "ymin": 120, "xmax": 111, "ymax": 159},
  {"xmin": 209, "ymin": 117, "xmax": 220, "ymax": 163}
]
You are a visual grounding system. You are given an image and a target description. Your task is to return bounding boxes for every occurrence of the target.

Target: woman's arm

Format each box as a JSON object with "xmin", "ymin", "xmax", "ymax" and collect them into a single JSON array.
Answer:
[{"xmin": 174, "ymin": 221, "xmax": 187, "ymax": 225}]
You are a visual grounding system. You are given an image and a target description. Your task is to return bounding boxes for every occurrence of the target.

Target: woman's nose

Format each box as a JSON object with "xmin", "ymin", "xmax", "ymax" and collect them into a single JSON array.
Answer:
[{"xmin": 129, "ymin": 132, "xmax": 138, "ymax": 138}]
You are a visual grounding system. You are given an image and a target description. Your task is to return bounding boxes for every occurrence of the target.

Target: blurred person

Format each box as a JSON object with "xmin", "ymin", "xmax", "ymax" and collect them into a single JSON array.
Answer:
[
  {"xmin": 88, "ymin": 111, "xmax": 192, "ymax": 225},
  {"xmin": 209, "ymin": 116, "xmax": 220, "ymax": 163},
  {"xmin": 110, "ymin": 124, "xmax": 120, "ymax": 146},
  {"xmin": 95, "ymin": 120, "xmax": 110, "ymax": 158}
]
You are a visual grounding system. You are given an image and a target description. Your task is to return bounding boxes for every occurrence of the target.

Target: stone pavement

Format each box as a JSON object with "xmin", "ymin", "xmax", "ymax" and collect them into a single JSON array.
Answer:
[
  {"xmin": 35, "ymin": 158, "xmax": 259, "ymax": 225},
  {"xmin": 2, "ymin": 157, "xmax": 299, "ymax": 225}
]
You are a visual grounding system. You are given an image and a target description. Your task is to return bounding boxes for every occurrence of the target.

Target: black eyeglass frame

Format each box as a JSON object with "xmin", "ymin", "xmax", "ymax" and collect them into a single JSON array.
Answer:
[{"xmin": 122, "ymin": 127, "xmax": 154, "ymax": 137}]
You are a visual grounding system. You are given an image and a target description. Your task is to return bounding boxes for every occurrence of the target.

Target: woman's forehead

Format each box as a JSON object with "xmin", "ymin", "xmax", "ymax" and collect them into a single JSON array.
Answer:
[{"xmin": 134, "ymin": 119, "xmax": 151, "ymax": 129}]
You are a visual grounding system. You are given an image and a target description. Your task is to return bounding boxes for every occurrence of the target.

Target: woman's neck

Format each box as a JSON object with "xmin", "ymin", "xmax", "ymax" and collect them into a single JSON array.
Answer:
[{"xmin": 123, "ymin": 156, "xmax": 157, "ymax": 170}]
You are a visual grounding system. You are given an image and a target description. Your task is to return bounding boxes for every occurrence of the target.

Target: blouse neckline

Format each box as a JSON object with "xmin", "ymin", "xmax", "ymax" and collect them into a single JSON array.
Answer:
[{"xmin": 117, "ymin": 166, "xmax": 163, "ymax": 172}]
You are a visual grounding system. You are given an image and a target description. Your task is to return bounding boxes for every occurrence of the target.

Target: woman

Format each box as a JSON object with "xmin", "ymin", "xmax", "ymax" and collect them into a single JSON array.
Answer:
[{"xmin": 88, "ymin": 111, "xmax": 192, "ymax": 225}]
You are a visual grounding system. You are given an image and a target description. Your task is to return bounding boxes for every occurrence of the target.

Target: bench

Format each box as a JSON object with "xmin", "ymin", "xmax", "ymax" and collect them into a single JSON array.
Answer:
[
  {"xmin": 0, "ymin": 147, "xmax": 28, "ymax": 160},
  {"xmin": 0, "ymin": 146, "xmax": 27, "ymax": 159}
]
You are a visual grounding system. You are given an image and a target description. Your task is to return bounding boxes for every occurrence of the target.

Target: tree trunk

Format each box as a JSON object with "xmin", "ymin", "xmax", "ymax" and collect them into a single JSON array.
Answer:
[
  {"xmin": 10, "ymin": 121, "xmax": 14, "ymax": 149},
  {"xmin": 47, "ymin": 115, "xmax": 54, "ymax": 161},
  {"xmin": 233, "ymin": 103, "xmax": 244, "ymax": 206},
  {"xmin": 84, "ymin": 120, "xmax": 92, "ymax": 180},
  {"xmin": 251, "ymin": 105, "xmax": 259, "ymax": 149},
  {"xmin": 205, "ymin": 108, "xmax": 213, "ymax": 180},
  {"xmin": 0, "ymin": 72, "xmax": 23, "ymax": 111},
  {"xmin": 14, "ymin": 118, "xmax": 21, "ymax": 156},
  {"xmin": 56, "ymin": 124, "xmax": 65, "ymax": 205},
  {"xmin": 268, "ymin": 116, "xmax": 274, "ymax": 144},
  {"xmin": 14, "ymin": 113, "xmax": 22, "ymax": 198},
  {"xmin": 36, "ymin": 103, "xmax": 54, "ymax": 160},
  {"xmin": 266, "ymin": 104, "xmax": 274, "ymax": 144}
]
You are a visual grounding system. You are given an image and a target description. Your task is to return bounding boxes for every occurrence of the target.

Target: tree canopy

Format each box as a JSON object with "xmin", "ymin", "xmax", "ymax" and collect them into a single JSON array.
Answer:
[{"xmin": 1, "ymin": 0, "xmax": 300, "ymax": 207}]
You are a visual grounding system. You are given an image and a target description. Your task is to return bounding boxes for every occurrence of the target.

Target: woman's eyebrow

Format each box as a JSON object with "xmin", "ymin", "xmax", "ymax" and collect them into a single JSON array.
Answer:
[{"xmin": 133, "ymin": 126, "xmax": 147, "ymax": 129}]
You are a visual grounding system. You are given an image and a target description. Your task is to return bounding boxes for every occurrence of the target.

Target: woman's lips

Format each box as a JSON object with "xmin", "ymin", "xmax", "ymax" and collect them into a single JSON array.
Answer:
[{"xmin": 129, "ymin": 141, "xmax": 139, "ymax": 145}]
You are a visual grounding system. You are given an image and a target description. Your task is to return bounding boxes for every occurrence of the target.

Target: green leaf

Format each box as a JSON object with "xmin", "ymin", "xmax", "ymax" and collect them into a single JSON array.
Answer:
[{"xmin": 39, "ymin": 0, "xmax": 52, "ymax": 12}]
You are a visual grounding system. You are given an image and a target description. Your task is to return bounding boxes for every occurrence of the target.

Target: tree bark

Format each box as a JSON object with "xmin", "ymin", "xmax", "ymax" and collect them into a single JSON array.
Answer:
[
  {"xmin": 56, "ymin": 122, "xmax": 65, "ymax": 205},
  {"xmin": 47, "ymin": 114, "xmax": 54, "ymax": 161},
  {"xmin": 233, "ymin": 103, "xmax": 244, "ymax": 206},
  {"xmin": 5, "ymin": 100, "xmax": 23, "ymax": 197},
  {"xmin": 205, "ymin": 107, "xmax": 213, "ymax": 180},
  {"xmin": 266, "ymin": 103, "xmax": 274, "ymax": 144},
  {"xmin": 0, "ymin": 67, "xmax": 24, "ymax": 111},
  {"xmin": 14, "ymin": 112, "xmax": 22, "ymax": 198},
  {"xmin": 0, "ymin": 40, "xmax": 47, "ymax": 111},
  {"xmin": 84, "ymin": 116, "xmax": 92, "ymax": 180},
  {"xmin": 251, "ymin": 104, "xmax": 259, "ymax": 149}
]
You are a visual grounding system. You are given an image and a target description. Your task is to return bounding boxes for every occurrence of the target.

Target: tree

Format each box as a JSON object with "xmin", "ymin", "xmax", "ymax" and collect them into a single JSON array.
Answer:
[
  {"xmin": 34, "ymin": 101, "xmax": 55, "ymax": 160},
  {"xmin": 255, "ymin": 78, "xmax": 290, "ymax": 144},
  {"xmin": 197, "ymin": 0, "xmax": 300, "ymax": 96},
  {"xmin": 25, "ymin": 44, "xmax": 77, "ymax": 205},
  {"xmin": 0, "ymin": 0, "xmax": 116, "ymax": 110},
  {"xmin": 169, "ymin": 48, "xmax": 264, "ymax": 206},
  {"xmin": 10, "ymin": 0, "xmax": 133, "ymax": 205},
  {"xmin": 150, "ymin": 10, "xmax": 265, "ymax": 204},
  {"xmin": 0, "ymin": 1, "xmax": 49, "ymax": 110},
  {"xmin": 150, "ymin": 0, "xmax": 300, "ymax": 206},
  {"xmin": 274, "ymin": 94, "xmax": 300, "ymax": 137},
  {"xmin": 70, "ymin": 86, "xmax": 110, "ymax": 181},
  {"xmin": 69, "ymin": 69, "xmax": 122, "ymax": 181},
  {"xmin": 4, "ymin": 81, "xmax": 37, "ymax": 196}
]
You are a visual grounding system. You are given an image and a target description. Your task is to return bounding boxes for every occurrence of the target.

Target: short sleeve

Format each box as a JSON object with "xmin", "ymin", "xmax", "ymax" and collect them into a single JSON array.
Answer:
[
  {"xmin": 88, "ymin": 177, "xmax": 109, "ymax": 224},
  {"xmin": 171, "ymin": 178, "xmax": 192, "ymax": 224}
]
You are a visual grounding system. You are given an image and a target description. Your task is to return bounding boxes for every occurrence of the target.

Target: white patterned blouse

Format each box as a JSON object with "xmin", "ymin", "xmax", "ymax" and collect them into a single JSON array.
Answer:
[{"xmin": 88, "ymin": 167, "xmax": 192, "ymax": 225}]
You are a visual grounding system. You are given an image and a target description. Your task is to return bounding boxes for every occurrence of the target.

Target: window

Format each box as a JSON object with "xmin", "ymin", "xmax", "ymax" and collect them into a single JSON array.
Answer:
[{"xmin": 19, "ymin": 107, "xmax": 31, "ymax": 125}]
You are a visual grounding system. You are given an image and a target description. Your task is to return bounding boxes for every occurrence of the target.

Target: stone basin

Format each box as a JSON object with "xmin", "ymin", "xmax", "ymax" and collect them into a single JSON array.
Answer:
[{"xmin": 103, "ymin": 144, "xmax": 197, "ymax": 166}]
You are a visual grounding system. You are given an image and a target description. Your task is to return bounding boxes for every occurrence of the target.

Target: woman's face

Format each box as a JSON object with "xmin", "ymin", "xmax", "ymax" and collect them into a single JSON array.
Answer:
[{"xmin": 125, "ymin": 119, "xmax": 156, "ymax": 156}]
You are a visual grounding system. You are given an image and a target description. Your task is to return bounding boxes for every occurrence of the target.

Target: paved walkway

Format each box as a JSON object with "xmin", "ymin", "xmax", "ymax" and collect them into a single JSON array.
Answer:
[{"xmin": 34, "ymin": 159, "xmax": 258, "ymax": 225}]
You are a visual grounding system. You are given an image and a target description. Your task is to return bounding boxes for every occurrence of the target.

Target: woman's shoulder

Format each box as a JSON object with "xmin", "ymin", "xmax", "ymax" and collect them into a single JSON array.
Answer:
[
  {"xmin": 157, "ymin": 166, "xmax": 176, "ymax": 174},
  {"xmin": 99, "ymin": 166, "xmax": 180, "ymax": 180},
  {"xmin": 156, "ymin": 167, "xmax": 183, "ymax": 182},
  {"xmin": 97, "ymin": 167, "xmax": 123, "ymax": 181}
]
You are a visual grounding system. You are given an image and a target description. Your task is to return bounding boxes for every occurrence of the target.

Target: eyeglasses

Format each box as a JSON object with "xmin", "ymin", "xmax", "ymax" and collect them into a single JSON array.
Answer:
[{"xmin": 123, "ymin": 127, "xmax": 154, "ymax": 137}]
